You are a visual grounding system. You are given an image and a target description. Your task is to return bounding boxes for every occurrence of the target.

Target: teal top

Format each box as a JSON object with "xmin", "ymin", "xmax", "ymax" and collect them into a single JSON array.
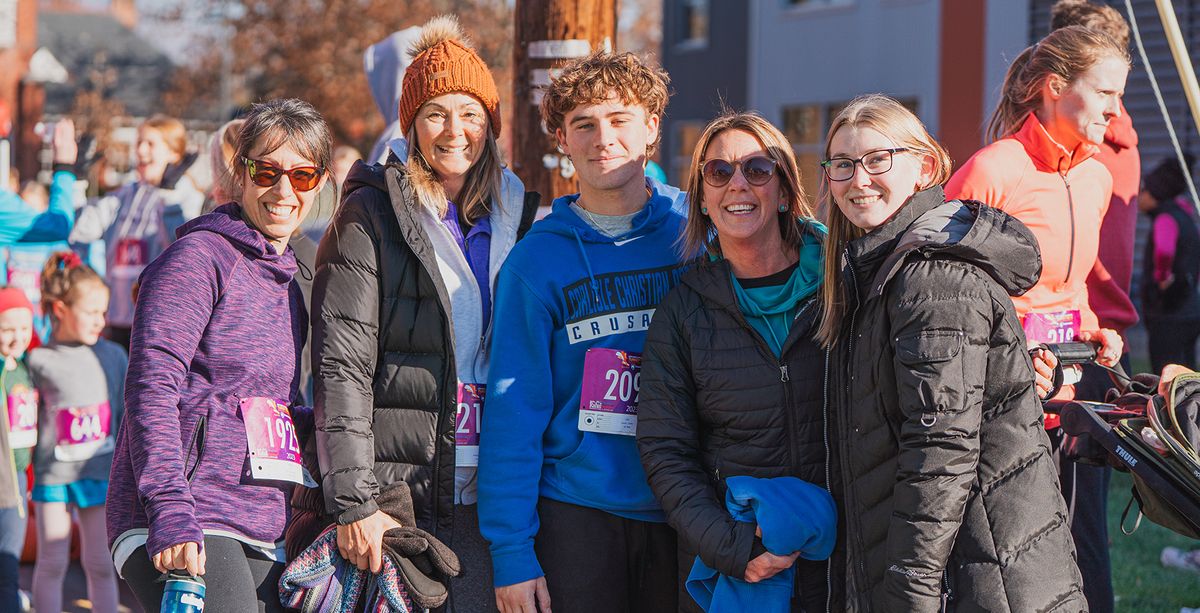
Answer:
[{"xmin": 730, "ymin": 221, "xmax": 825, "ymax": 357}]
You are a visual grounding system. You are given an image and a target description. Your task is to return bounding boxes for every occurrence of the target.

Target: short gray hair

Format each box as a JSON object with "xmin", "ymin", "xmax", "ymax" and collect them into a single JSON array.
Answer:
[{"xmin": 231, "ymin": 98, "xmax": 333, "ymax": 190}]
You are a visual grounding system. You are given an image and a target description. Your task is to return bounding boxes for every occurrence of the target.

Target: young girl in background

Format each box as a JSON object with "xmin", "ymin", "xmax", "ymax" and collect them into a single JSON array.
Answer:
[
  {"xmin": 0, "ymin": 288, "xmax": 37, "ymax": 612},
  {"xmin": 28, "ymin": 252, "xmax": 126, "ymax": 613}
]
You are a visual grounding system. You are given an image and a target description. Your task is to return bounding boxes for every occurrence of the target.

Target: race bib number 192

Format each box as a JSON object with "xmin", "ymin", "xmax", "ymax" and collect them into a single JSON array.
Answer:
[{"xmin": 240, "ymin": 397, "xmax": 316, "ymax": 487}]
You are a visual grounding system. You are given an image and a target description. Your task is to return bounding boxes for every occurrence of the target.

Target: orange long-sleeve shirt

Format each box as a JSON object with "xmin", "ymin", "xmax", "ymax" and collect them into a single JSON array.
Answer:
[{"xmin": 945, "ymin": 112, "xmax": 1113, "ymax": 334}]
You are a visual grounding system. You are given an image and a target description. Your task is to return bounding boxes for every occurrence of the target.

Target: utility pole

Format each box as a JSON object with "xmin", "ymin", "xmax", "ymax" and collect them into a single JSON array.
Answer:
[{"xmin": 513, "ymin": 0, "xmax": 618, "ymax": 204}]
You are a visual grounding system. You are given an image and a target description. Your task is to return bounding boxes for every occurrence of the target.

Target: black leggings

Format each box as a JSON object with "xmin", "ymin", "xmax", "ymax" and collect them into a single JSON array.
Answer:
[{"xmin": 120, "ymin": 535, "xmax": 284, "ymax": 613}]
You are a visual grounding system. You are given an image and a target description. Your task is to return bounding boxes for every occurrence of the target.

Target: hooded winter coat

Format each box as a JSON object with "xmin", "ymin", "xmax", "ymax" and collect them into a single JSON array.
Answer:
[
  {"xmin": 106, "ymin": 204, "xmax": 308, "ymax": 560},
  {"xmin": 297, "ymin": 159, "xmax": 538, "ymax": 542},
  {"xmin": 828, "ymin": 186, "xmax": 1086, "ymax": 612}
]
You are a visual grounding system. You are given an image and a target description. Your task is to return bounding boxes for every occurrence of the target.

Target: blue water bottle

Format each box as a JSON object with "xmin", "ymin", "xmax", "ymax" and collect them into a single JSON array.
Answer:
[{"xmin": 161, "ymin": 571, "xmax": 206, "ymax": 612}]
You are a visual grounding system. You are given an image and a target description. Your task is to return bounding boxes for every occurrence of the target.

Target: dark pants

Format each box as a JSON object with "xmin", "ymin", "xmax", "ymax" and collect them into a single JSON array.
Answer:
[
  {"xmin": 121, "ymin": 535, "xmax": 284, "ymax": 613},
  {"xmin": 535, "ymin": 497, "xmax": 678, "ymax": 613},
  {"xmin": 0, "ymin": 472, "xmax": 27, "ymax": 612},
  {"xmin": 1053, "ymin": 360, "xmax": 1125, "ymax": 613},
  {"xmin": 1147, "ymin": 318, "xmax": 1200, "ymax": 374},
  {"xmin": 450, "ymin": 503, "xmax": 498, "ymax": 613}
]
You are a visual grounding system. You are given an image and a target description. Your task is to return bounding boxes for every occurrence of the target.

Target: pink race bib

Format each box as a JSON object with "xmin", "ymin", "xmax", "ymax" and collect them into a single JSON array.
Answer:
[
  {"xmin": 6, "ymin": 385, "xmax": 37, "ymax": 449},
  {"xmin": 455, "ymin": 383, "xmax": 485, "ymax": 467},
  {"xmin": 1022, "ymin": 310, "xmax": 1081, "ymax": 345},
  {"xmin": 578, "ymin": 348, "xmax": 641, "ymax": 436},
  {"xmin": 114, "ymin": 238, "xmax": 149, "ymax": 267},
  {"xmin": 240, "ymin": 397, "xmax": 314, "ymax": 486},
  {"xmin": 53, "ymin": 401, "xmax": 113, "ymax": 461}
]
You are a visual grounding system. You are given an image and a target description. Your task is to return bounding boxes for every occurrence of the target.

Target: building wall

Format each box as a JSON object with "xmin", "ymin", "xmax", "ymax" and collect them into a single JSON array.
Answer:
[{"xmin": 661, "ymin": 0, "xmax": 750, "ymax": 185}]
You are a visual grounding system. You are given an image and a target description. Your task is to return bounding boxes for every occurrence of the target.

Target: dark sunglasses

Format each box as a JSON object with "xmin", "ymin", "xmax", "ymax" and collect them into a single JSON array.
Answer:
[
  {"xmin": 243, "ymin": 157, "xmax": 323, "ymax": 192},
  {"xmin": 700, "ymin": 156, "xmax": 778, "ymax": 187}
]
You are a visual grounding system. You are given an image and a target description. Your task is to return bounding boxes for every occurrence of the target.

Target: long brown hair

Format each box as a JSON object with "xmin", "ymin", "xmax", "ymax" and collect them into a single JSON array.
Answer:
[
  {"xmin": 405, "ymin": 118, "xmax": 503, "ymax": 225},
  {"xmin": 986, "ymin": 25, "xmax": 1129, "ymax": 142},
  {"xmin": 814, "ymin": 95, "xmax": 952, "ymax": 348},
  {"xmin": 680, "ymin": 111, "xmax": 814, "ymax": 258}
]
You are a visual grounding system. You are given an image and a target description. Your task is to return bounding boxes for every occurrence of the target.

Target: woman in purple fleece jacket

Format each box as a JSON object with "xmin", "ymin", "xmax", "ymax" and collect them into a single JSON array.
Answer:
[{"xmin": 105, "ymin": 99, "xmax": 332, "ymax": 612}]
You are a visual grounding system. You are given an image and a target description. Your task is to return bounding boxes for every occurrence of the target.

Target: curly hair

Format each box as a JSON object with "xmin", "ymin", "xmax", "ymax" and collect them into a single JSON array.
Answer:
[{"xmin": 539, "ymin": 51, "xmax": 671, "ymax": 154}]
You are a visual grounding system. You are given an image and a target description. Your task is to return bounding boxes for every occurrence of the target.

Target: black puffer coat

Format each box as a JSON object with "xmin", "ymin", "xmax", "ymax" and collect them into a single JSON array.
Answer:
[
  {"xmin": 293, "ymin": 160, "xmax": 537, "ymax": 541},
  {"xmin": 638, "ymin": 251, "xmax": 830, "ymax": 612},
  {"xmin": 828, "ymin": 186, "xmax": 1086, "ymax": 612}
]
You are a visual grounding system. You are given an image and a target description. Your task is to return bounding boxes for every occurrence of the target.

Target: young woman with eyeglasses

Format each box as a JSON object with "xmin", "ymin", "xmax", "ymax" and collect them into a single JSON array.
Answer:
[
  {"xmin": 815, "ymin": 94, "xmax": 1085, "ymax": 611},
  {"xmin": 636, "ymin": 111, "xmax": 835, "ymax": 612},
  {"xmin": 105, "ymin": 98, "xmax": 331, "ymax": 612}
]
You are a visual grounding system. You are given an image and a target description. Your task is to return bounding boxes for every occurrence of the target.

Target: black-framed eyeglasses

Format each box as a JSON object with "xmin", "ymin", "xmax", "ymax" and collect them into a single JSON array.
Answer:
[
  {"xmin": 700, "ymin": 156, "xmax": 779, "ymax": 187},
  {"xmin": 820, "ymin": 148, "xmax": 909, "ymax": 182},
  {"xmin": 243, "ymin": 157, "xmax": 324, "ymax": 192}
]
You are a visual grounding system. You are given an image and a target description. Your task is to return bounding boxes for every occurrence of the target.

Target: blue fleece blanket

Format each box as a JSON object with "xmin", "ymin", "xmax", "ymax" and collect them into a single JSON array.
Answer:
[{"xmin": 685, "ymin": 475, "xmax": 837, "ymax": 613}]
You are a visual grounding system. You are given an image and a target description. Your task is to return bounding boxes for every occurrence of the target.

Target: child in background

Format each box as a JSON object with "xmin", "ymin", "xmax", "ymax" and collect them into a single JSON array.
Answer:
[
  {"xmin": 0, "ymin": 288, "xmax": 37, "ymax": 612},
  {"xmin": 28, "ymin": 252, "xmax": 125, "ymax": 613}
]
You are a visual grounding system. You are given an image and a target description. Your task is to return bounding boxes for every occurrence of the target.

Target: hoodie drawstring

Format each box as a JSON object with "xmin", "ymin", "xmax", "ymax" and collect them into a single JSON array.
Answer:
[
  {"xmin": 296, "ymin": 258, "xmax": 314, "ymax": 282},
  {"xmin": 571, "ymin": 227, "xmax": 601, "ymax": 304}
]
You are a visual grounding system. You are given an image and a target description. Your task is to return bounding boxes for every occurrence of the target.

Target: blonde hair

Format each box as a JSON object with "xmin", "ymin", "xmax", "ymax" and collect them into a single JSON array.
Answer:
[
  {"xmin": 208, "ymin": 118, "xmax": 244, "ymax": 205},
  {"xmin": 405, "ymin": 117, "xmax": 503, "ymax": 225},
  {"xmin": 815, "ymin": 94, "xmax": 953, "ymax": 348},
  {"xmin": 680, "ymin": 111, "xmax": 814, "ymax": 258},
  {"xmin": 987, "ymin": 25, "xmax": 1129, "ymax": 142},
  {"xmin": 39, "ymin": 252, "xmax": 107, "ymax": 316},
  {"xmin": 141, "ymin": 115, "xmax": 188, "ymax": 160},
  {"xmin": 540, "ymin": 51, "xmax": 671, "ymax": 156}
]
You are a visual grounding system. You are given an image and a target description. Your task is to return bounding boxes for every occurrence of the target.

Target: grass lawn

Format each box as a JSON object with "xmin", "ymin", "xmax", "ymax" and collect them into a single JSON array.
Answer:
[{"xmin": 1108, "ymin": 469, "xmax": 1200, "ymax": 611}]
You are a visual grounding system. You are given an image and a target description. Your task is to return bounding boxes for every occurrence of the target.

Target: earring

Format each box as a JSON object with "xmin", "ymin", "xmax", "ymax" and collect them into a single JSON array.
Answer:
[
  {"xmin": 778, "ymin": 203, "xmax": 788, "ymax": 213},
  {"xmin": 700, "ymin": 206, "xmax": 708, "ymax": 215}
]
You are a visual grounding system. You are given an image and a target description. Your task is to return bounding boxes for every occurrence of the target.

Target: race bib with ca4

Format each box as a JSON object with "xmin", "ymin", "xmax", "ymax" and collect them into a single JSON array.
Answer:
[
  {"xmin": 1023, "ymin": 310, "xmax": 1081, "ymax": 345},
  {"xmin": 455, "ymin": 383, "xmax": 485, "ymax": 467},
  {"xmin": 240, "ymin": 397, "xmax": 316, "ymax": 487},
  {"xmin": 578, "ymin": 348, "xmax": 641, "ymax": 436},
  {"xmin": 54, "ymin": 401, "xmax": 114, "ymax": 461},
  {"xmin": 6, "ymin": 384, "xmax": 37, "ymax": 449}
]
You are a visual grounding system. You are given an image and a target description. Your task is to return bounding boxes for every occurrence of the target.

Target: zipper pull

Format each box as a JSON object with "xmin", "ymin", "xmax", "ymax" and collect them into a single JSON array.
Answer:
[{"xmin": 780, "ymin": 364, "xmax": 790, "ymax": 382}]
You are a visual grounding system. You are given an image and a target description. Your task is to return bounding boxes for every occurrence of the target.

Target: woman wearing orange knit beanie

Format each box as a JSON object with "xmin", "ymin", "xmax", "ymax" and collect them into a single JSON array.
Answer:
[{"xmin": 294, "ymin": 14, "xmax": 540, "ymax": 612}]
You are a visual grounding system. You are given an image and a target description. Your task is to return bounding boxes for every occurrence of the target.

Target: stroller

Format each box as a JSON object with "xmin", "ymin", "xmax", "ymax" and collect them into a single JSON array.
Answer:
[{"xmin": 1042, "ymin": 342, "xmax": 1200, "ymax": 539}]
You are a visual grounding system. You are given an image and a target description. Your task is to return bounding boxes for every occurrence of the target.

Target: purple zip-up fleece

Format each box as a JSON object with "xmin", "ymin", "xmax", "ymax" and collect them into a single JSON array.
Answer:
[{"xmin": 106, "ymin": 203, "xmax": 309, "ymax": 559}]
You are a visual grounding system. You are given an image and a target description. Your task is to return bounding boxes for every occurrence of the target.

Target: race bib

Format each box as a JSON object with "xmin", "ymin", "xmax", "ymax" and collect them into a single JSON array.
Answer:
[
  {"xmin": 578, "ymin": 348, "xmax": 641, "ymax": 436},
  {"xmin": 6, "ymin": 384, "xmax": 37, "ymax": 449},
  {"xmin": 111, "ymin": 238, "xmax": 149, "ymax": 280},
  {"xmin": 455, "ymin": 383, "xmax": 485, "ymax": 467},
  {"xmin": 240, "ymin": 397, "xmax": 316, "ymax": 487},
  {"xmin": 1023, "ymin": 310, "xmax": 1081, "ymax": 345},
  {"xmin": 53, "ymin": 401, "xmax": 114, "ymax": 461}
]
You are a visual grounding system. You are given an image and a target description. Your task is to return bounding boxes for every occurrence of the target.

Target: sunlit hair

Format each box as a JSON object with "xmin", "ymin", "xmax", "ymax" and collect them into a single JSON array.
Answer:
[
  {"xmin": 405, "ymin": 107, "xmax": 502, "ymax": 225},
  {"xmin": 208, "ymin": 118, "xmax": 244, "ymax": 206},
  {"xmin": 39, "ymin": 252, "xmax": 107, "ymax": 317},
  {"xmin": 229, "ymin": 99, "xmax": 333, "ymax": 197},
  {"xmin": 680, "ymin": 111, "xmax": 814, "ymax": 259},
  {"xmin": 815, "ymin": 94, "xmax": 952, "ymax": 348},
  {"xmin": 1051, "ymin": 0, "xmax": 1130, "ymax": 50},
  {"xmin": 141, "ymin": 115, "xmax": 188, "ymax": 160},
  {"xmin": 987, "ymin": 25, "xmax": 1130, "ymax": 142},
  {"xmin": 540, "ymin": 51, "xmax": 670, "ymax": 156}
]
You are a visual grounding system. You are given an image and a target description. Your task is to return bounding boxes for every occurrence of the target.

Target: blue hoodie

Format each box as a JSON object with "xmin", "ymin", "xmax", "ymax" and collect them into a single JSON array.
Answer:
[
  {"xmin": 479, "ymin": 182, "xmax": 688, "ymax": 587},
  {"xmin": 363, "ymin": 27, "xmax": 421, "ymax": 164}
]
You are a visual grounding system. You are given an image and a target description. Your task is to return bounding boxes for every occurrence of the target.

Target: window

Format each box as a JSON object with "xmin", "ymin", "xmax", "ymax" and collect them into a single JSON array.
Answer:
[
  {"xmin": 678, "ymin": 0, "xmax": 709, "ymax": 47},
  {"xmin": 672, "ymin": 121, "xmax": 705, "ymax": 186}
]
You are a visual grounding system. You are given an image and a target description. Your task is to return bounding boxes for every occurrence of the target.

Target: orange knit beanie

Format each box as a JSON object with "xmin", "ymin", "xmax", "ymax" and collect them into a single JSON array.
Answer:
[{"xmin": 398, "ymin": 16, "xmax": 501, "ymax": 137}]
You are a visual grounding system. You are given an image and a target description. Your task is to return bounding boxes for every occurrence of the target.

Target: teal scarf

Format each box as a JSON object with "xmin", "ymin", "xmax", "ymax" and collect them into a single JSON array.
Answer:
[{"xmin": 729, "ymin": 221, "xmax": 825, "ymax": 357}]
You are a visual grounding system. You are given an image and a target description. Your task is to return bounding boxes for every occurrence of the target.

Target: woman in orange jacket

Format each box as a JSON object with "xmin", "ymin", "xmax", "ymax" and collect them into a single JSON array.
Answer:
[
  {"xmin": 944, "ymin": 24, "xmax": 1130, "ymax": 613},
  {"xmin": 946, "ymin": 25, "xmax": 1126, "ymax": 384}
]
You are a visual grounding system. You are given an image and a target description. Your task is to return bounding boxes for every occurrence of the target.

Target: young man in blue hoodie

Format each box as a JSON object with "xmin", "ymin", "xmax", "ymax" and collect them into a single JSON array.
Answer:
[{"xmin": 479, "ymin": 51, "xmax": 690, "ymax": 613}]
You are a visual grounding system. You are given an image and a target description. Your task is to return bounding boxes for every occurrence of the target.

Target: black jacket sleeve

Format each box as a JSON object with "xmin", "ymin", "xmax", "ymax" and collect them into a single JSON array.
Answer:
[
  {"xmin": 636, "ymin": 290, "xmax": 757, "ymax": 578},
  {"xmin": 881, "ymin": 259, "xmax": 994, "ymax": 612},
  {"xmin": 311, "ymin": 189, "xmax": 384, "ymax": 525}
]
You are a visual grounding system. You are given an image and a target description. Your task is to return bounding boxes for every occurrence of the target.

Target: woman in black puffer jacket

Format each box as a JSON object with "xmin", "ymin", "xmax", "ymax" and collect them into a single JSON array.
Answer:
[
  {"xmin": 637, "ymin": 112, "xmax": 833, "ymax": 612},
  {"xmin": 816, "ymin": 94, "xmax": 1085, "ymax": 612}
]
